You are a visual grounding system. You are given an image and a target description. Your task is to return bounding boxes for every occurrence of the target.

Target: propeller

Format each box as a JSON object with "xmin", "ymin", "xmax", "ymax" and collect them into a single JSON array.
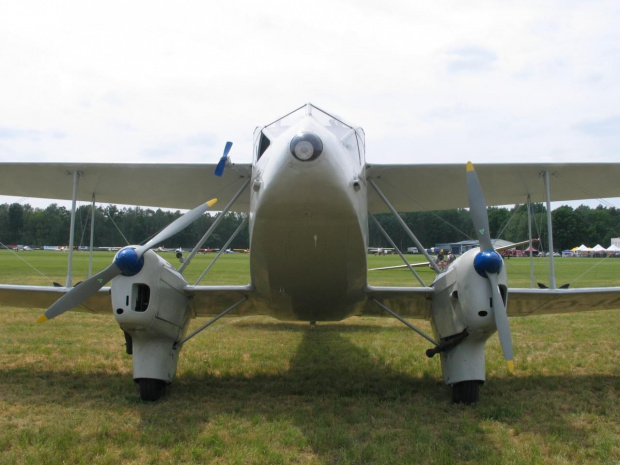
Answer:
[
  {"xmin": 37, "ymin": 198, "xmax": 218, "ymax": 323},
  {"xmin": 466, "ymin": 161, "xmax": 514, "ymax": 373},
  {"xmin": 214, "ymin": 141, "xmax": 233, "ymax": 177}
]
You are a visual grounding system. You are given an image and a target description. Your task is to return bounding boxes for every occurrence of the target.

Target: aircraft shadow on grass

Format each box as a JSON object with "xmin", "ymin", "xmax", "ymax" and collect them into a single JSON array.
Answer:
[{"xmin": 3, "ymin": 322, "xmax": 617, "ymax": 462}]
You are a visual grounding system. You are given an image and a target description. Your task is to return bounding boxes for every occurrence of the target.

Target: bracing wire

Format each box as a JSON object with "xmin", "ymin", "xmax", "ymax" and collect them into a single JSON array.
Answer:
[{"xmin": 0, "ymin": 241, "xmax": 54, "ymax": 283}]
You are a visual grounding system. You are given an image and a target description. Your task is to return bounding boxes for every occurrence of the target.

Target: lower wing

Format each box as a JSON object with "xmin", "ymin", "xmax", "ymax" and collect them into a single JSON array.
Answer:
[
  {"xmin": 0, "ymin": 284, "xmax": 257, "ymax": 318},
  {"xmin": 365, "ymin": 285, "xmax": 620, "ymax": 320},
  {"xmin": 507, "ymin": 287, "xmax": 620, "ymax": 316}
]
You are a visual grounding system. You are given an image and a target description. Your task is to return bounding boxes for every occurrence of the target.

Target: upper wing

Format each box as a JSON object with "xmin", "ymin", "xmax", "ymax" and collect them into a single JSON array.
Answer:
[
  {"xmin": 0, "ymin": 162, "xmax": 252, "ymax": 211},
  {"xmin": 367, "ymin": 163, "xmax": 620, "ymax": 213}
]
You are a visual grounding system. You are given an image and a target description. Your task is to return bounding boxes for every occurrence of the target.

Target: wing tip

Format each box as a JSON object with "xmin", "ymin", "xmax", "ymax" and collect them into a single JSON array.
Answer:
[
  {"xmin": 467, "ymin": 161, "xmax": 475, "ymax": 172},
  {"xmin": 36, "ymin": 314, "xmax": 48, "ymax": 324}
]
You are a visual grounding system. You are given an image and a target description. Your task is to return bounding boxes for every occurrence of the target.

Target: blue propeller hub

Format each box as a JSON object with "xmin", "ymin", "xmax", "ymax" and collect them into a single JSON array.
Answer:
[
  {"xmin": 473, "ymin": 250, "xmax": 503, "ymax": 278},
  {"xmin": 115, "ymin": 247, "xmax": 145, "ymax": 276}
]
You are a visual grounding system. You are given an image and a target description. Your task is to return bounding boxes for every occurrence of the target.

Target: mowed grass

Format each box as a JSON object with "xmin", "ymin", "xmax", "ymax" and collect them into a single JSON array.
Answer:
[{"xmin": 1, "ymin": 251, "xmax": 619, "ymax": 464}]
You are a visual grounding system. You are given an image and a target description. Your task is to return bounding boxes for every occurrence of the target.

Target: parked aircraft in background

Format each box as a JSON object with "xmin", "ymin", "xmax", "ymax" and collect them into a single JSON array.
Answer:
[{"xmin": 369, "ymin": 247, "xmax": 394, "ymax": 255}]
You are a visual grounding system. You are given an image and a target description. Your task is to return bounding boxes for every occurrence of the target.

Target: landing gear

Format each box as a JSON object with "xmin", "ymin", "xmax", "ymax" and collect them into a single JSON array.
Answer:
[
  {"xmin": 138, "ymin": 378, "xmax": 166, "ymax": 402},
  {"xmin": 452, "ymin": 380, "xmax": 481, "ymax": 404}
]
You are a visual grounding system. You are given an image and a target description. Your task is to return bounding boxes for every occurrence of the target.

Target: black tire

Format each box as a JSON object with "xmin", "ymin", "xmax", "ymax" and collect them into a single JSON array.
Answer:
[
  {"xmin": 452, "ymin": 380, "xmax": 481, "ymax": 404},
  {"xmin": 138, "ymin": 378, "xmax": 166, "ymax": 402}
]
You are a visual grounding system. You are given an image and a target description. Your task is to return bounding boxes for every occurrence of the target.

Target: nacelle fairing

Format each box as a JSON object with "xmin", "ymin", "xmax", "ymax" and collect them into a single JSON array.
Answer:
[
  {"xmin": 112, "ymin": 250, "xmax": 191, "ymax": 341},
  {"xmin": 432, "ymin": 248, "xmax": 508, "ymax": 336},
  {"xmin": 430, "ymin": 248, "xmax": 508, "ymax": 385}
]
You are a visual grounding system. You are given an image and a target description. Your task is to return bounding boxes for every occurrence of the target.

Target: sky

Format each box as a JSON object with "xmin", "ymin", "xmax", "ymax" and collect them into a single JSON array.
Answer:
[{"xmin": 1, "ymin": 0, "xmax": 619, "ymax": 210}]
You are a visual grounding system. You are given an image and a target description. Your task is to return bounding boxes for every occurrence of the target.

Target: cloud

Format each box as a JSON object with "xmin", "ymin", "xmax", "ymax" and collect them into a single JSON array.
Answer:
[
  {"xmin": 445, "ymin": 46, "xmax": 498, "ymax": 74},
  {"xmin": 575, "ymin": 115, "xmax": 620, "ymax": 137},
  {"xmin": 142, "ymin": 132, "xmax": 218, "ymax": 159},
  {"xmin": 0, "ymin": 127, "xmax": 66, "ymax": 141}
]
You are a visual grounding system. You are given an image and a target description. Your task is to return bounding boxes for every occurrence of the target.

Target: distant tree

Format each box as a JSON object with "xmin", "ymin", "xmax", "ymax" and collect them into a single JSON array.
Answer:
[
  {"xmin": 8, "ymin": 203, "xmax": 24, "ymax": 243},
  {"xmin": 0, "ymin": 204, "xmax": 9, "ymax": 244},
  {"xmin": 488, "ymin": 207, "xmax": 511, "ymax": 239}
]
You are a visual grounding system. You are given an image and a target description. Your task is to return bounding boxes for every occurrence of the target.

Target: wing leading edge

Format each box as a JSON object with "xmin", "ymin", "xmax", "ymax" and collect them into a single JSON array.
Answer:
[
  {"xmin": 507, "ymin": 287, "xmax": 620, "ymax": 316},
  {"xmin": 0, "ymin": 162, "xmax": 252, "ymax": 212},
  {"xmin": 363, "ymin": 285, "xmax": 620, "ymax": 321},
  {"xmin": 0, "ymin": 284, "xmax": 111, "ymax": 314},
  {"xmin": 367, "ymin": 162, "xmax": 620, "ymax": 213},
  {"xmin": 0, "ymin": 283, "xmax": 260, "ymax": 318}
]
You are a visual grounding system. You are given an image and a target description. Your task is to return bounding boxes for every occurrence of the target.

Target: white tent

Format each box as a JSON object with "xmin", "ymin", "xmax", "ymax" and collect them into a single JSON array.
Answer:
[
  {"xmin": 606, "ymin": 244, "xmax": 620, "ymax": 252},
  {"xmin": 592, "ymin": 244, "xmax": 606, "ymax": 252},
  {"xmin": 574, "ymin": 244, "xmax": 592, "ymax": 256}
]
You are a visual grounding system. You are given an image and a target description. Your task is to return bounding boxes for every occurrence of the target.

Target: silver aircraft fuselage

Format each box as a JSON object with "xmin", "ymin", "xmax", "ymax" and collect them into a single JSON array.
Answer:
[{"xmin": 248, "ymin": 105, "xmax": 369, "ymax": 321}]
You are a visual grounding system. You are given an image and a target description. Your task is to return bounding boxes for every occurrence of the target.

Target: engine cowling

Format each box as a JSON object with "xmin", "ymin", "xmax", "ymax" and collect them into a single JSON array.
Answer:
[
  {"xmin": 112, "ymin": 250, "xmax": 191, "ymax": 339},
  {"xmin": 111, "ymin": 250, "xmax": 192, "ymax": 383},
  {"xmin": 430, "ymin": 248, "xmax": 508, "ymax": 385}
]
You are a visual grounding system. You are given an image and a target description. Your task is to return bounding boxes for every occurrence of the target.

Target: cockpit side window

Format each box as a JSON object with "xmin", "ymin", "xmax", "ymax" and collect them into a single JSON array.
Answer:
[{"xmin": 257, "ymin": 131, "xmax": 271, "ymax": 161}]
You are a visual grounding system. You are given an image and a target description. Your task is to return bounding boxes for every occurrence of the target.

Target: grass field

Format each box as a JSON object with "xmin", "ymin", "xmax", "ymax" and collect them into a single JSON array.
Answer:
[{"xmin": 1, "ymin": 251, "xmax": 619, "ymax": 464}]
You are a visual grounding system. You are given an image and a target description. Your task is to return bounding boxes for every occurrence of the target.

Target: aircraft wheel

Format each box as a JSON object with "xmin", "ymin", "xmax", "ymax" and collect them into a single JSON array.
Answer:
[
  {"xmin": 138, "ymin": 378, "xmax": 166, "ymax": 402},
  {"xmin": 452, "ymin": 380, "xmax": 480, "ymax": 404}
]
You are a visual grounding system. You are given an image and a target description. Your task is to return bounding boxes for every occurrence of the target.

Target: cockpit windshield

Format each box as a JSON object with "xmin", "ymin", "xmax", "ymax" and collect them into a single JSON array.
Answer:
[{"xmin": 258, "ymin": 103, "xmax": 365, "ymax": 163}]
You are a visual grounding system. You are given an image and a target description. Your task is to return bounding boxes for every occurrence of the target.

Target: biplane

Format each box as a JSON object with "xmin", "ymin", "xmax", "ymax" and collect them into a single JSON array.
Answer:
[{"xmin": 1, "ymin": 103, "xmax": 619, "ymax": 403}]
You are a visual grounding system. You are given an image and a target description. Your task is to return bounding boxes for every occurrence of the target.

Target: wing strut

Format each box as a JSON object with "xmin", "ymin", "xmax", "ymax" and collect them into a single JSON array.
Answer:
[
  {"xmin": 179, "ymin": 178, "xmax": 251, "ymax": 274},
  {"xmin": 369, "ymin": 213, "xmax": 426, "ymax": 286},
  {"xmin": 66, "ymin": 170, "xmax": 82, "ymax": 287},
  {"xmin": 526, "ymin": 195, "xmax": 535, "ymax": 288},
  {"xmin": 368, "ymin": 178, "xmax": 441, "ymax": 273},
  {"xmin": 175, "ymin": 297, "xmax": 247, "ymax": 348},
  {"xmin": 194, "ymin": 217, "xmax": 248, "ymax": 285},
  {"xmin": 88, "ymin": 194, "xmax": 96, "ymax": 277},
  {"xmin": 371, "ymin": 298, "xmax": 439, "ymax": 346},
  {"xmin": 542, "ymin": 171, "xmax": 557, "ymax": 289}
]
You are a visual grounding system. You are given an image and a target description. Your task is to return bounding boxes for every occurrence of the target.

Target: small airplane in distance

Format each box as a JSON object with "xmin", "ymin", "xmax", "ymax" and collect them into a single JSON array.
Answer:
[
  {"xmin": 368, "ymin": 247, "xmax": 394, "ymax": 255},
  {"xmin": 199, "ymin": 248, "xmax": 220, "ymax": 253},
  {"xmin": 1, "ymin": 103, "xmax": 620, "ymax": 403}
]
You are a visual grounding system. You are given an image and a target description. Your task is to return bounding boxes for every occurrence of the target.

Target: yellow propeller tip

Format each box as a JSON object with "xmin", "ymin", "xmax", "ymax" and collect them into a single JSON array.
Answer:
[
  {"xmin": 36, "ymin": 315, "xmax": 48, "ymax": 324},
  {"xmin": 207, "ymin": 198, "xmax": 218, "ymax": 208},
  {"xmin": 507, "ymin": 360, "xmax": 514, "ymax": 373},
  {"xmin": 466, "ymin": 161, "xmax": 475, "ymax": 172}
]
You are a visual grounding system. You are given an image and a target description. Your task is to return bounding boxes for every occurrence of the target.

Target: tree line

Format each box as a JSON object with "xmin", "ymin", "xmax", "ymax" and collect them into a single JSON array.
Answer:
[
  {"xmin": 1, "ymin": 202, "xmax": 619, "ymax": 252},
  {"xmin": 0, "ymin": 203, "xmax": 248, "ymax": 250},
  {"xmin": 370, "ymin": 203, "xmax": 620, "ymax": 252}
]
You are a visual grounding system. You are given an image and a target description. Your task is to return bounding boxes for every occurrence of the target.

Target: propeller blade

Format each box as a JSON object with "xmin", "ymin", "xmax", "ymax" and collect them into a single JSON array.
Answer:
[
  {"xmin": 466, "ymin": 162, "xmax": 493, "ymax": 251},
  {"xmin": 214, "ymin": 141, "xmax": 233, "ymax": 177},
  {"xmin": 487, "ymin": 273, "xmax": 514, "ymax": 372},
  {"xmin": 38, "ymin": 198, "xmax": 217, "ymax": 323},
  {"xmin": 135, "ymin": 199, "xmax": 217, "ymax": 257},
  {"xmin": 467, "ymin": 161, "xmax": 514, "ymax": 372},
  {"xmin": 37, "ymin": 262, "xmax": 121, "ymax": 323}
]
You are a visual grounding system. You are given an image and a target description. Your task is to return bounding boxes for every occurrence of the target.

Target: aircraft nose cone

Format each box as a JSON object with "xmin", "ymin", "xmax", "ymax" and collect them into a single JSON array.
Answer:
[{"xmin": 290, "ymin": 132, "xmax": 323, "ymax": 162}]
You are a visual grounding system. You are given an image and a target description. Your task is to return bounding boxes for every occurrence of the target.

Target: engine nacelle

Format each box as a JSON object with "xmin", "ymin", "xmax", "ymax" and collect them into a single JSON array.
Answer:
[
  {"xmin": 430, "ymin": 248, "xmax": 508, "ymax": 385},
  {"xmin": 112, "ymin": 250, "xmax": 190, "ymax": 337},
  {"xmin": 111, "ymin": 250, "xmax": 191, "ymax": 383}
]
